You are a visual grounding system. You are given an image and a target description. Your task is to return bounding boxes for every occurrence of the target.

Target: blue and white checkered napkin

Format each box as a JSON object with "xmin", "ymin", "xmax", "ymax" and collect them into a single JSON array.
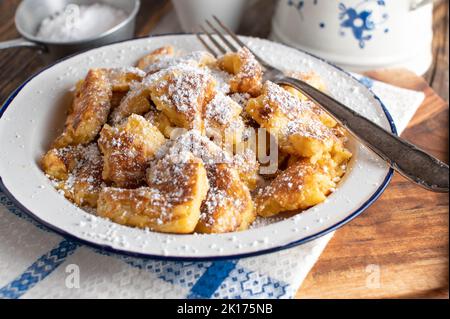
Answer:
[{"xmin": 0, "ymin": 76, "xmax": 424, "ymax": 299}]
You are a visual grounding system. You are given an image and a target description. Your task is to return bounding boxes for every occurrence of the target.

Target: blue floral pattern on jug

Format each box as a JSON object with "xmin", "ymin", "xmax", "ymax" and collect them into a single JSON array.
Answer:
[
  {"xmin": 339, "ymin": 1, "xmax": 389, "ymax": 48},
  {"xmin": 287, "ymin": 0, "xmax": 318, "ymax": 19},
  {"xmin": 287, "ymin": 0, "xmax": 389, "ymax": 49}
]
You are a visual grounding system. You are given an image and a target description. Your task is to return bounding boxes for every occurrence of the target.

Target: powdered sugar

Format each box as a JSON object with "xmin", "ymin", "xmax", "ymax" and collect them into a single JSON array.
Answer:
[
  {"xmin": 151, "ymin": 64, "xmax": 214, "ymax": 116},
  {"xmin": 264, "ymin": 81, "xmax": 312, "ymax": 118},
  {"xmin": 36, "ymin": 3, "xmax": 127, "ymax": 42},
  {"xmin": 235, "ymin": 47, "xmax": 262, "ymax": 80},
  {"xmin": 209, "ymin": 68, "xmax": 232, "ymax": 94},
  {"xmin": 230, "ymin": 92, "xmax": 251, "ymax": 108},
  {"xmin": 156, "ymin": 130, "xmax": 232, "ymax": 165},
  {"xmin": 284, "ymin": 117, "xmax": 333, "ymax": 141},
  {"xmin": 205, "ymin": 93, "xmax": 241, "ymax": 125},
  {"xmin": 143, "ymin": 51, "xmax": 214, "ymax": 74}
]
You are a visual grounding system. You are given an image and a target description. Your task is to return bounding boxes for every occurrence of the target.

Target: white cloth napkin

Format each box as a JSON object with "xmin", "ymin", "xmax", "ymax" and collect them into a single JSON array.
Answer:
[{"xmin": 0, "ymin": 74, "xmax": 424, "ymax": 299}]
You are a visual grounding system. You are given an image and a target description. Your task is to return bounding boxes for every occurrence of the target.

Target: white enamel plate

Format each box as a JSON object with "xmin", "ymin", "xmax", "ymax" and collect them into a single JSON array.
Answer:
[{"xmin": 0, "ymin": 35, "xmax": 395, "ymax": 260}]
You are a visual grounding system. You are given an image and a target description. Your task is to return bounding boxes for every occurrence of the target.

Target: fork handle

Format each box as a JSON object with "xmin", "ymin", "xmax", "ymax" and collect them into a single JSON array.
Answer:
[{"xmin": 277, "ymin": 77, "xmax": 449, "ymax": 193}]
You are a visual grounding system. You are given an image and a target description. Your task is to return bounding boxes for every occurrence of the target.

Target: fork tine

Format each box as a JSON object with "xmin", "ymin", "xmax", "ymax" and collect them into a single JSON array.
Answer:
[
  {"xmin": 205, "ymin": 19, "xmax": 238, "ymax": 53},
  {"xmin": 212, "ymin": 15, "xmax": 267, "ymax": 66},
  {"xmin": 199, "ymin": 25, "xmax": 227, "ymax": 55},
  {"xmin": 212, "ymin": 15, "xmax": 249, "ymax": 50},
  {"xmin": 195, "ymin": 33, "xmax": 219, "ymax": 57}
]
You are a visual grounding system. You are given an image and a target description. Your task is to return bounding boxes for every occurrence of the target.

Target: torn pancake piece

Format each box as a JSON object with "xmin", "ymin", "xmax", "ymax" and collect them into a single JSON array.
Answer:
[
  {"xmin": 98, "ymin": 114, "xmax": 166, "ymax": 188},
  {"xmin": 196, "ymin": 163, "xmax": 255, "ymax": 234},
  {"xmin": 97, "ymin": 152, "xmax": 208, "ymax": 233},
  {"xmin": 53, "ymin": 69, "xmax": 113, "ymax": 148}
]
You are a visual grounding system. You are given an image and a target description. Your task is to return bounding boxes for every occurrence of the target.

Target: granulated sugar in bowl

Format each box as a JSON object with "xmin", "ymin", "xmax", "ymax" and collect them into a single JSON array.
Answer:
[{"xmin": 36, "ymin": 3, "xmax": 128, "ymax": 42}]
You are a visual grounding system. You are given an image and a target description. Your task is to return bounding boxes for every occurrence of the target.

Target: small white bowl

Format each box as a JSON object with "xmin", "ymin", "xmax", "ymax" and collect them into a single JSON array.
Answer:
[{"xmin": 0, "ymin": 35, "xmax": 395, "ymax": 260}]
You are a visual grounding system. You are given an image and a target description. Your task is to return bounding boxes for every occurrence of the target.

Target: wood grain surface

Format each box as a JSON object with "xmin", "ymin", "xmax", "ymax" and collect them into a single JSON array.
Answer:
[
  {"xmin": 0, "ymin": 0, "xmax": 448, "ymax": 299},
  {"xmin": 297, "ymin": 69, "xmax": 449, "ymax": 299}
]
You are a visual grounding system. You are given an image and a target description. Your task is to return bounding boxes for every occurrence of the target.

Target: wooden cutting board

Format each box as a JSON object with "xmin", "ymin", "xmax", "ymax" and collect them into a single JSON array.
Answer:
[{"xmin": 296, "ymin": 69, "xmax": 449, "ymax": 299}]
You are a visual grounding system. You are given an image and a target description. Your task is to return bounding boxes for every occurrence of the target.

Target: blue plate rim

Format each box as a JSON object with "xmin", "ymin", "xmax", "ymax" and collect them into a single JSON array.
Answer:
[{"xmin": 0, "ymin": 33, "xmax": 397, "ymax": 261}]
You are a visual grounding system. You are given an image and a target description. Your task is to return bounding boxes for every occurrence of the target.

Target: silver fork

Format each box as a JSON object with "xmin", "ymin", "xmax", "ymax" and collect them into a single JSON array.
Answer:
[{"xmin": 196, "ymin": 16, "xmax": 449, "ymax": 193}]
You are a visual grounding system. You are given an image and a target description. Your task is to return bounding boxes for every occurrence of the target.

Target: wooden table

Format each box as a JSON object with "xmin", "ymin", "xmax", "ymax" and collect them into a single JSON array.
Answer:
[{"xmin": 0, "ymin": 0, "xmax": 448, "ymax": 299}]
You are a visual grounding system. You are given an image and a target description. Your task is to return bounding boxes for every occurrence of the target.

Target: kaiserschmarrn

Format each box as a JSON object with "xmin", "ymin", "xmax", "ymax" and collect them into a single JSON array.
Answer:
[{"xmin": 41, "ymin": 46, "xmax": 352, "ymax": 234}]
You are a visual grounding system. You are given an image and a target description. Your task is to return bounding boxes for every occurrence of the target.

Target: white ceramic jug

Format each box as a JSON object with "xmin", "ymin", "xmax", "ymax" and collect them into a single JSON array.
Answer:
[
  {"xmin": 172, "ymin": 0, "xmax": 247, "ymax": 32},
  {"xmin": 271, "ymin": 0, "xmax": 434, "ymax": 74}
]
